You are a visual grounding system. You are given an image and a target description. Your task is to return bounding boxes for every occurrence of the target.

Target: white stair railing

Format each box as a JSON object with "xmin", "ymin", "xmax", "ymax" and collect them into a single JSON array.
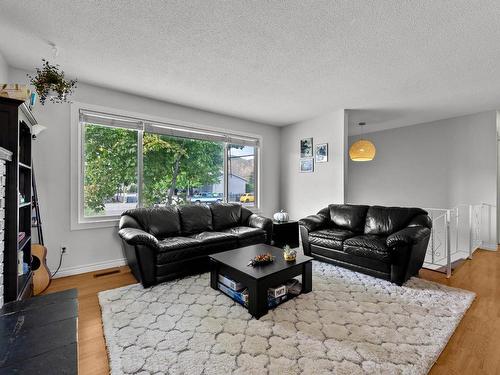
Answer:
[{"xmin": 423, "ymin": 203, "xmax": 496, "ymax": 277}]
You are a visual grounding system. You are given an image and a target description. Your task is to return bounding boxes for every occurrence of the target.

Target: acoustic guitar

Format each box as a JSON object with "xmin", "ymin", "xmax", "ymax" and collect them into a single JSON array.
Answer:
[
  {"xmin": 31, "ymin": 243, "xmax": 51, "ymax": 295},
  {"xmin": 30, "ymin": 165, "xmax": 52, "ymax": 295}
]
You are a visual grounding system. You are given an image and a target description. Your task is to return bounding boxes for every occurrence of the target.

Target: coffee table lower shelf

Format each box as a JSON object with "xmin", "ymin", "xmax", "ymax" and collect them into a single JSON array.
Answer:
[
  {"xmin": 217, "ymin": 285, "xmax": 301, "ymax": 311},
  {"xmin": 210, "ymin": 260, "xmax": 312, "ymax": 319}
]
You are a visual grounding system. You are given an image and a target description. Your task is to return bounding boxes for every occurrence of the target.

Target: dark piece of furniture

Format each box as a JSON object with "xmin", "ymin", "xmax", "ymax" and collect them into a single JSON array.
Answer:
[
  {"xmin": 0, "ymin": 97, "xmax": 36, "ymax": 303},
  {"xmin": 210, "ymin": 244, "xmax": 312, "ymax": 319},
  {"xmin": 299, "ymin": 204, "xmax": 432, "ymax": 285},
  {"xmin": 0, "ymin": 289, "xmax": 78, "ymax": 374},
  {"xmin": 119, "ymin": 203, "xmax": 273, "ymax": 287},
  {"xmin": 272, "ymin": 220, "xmax": 299, "ymax": 249}
]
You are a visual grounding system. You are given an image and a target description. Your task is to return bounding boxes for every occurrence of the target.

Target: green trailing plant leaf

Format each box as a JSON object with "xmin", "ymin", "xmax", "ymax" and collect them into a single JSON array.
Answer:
[{"xmin": 28, "ymin": 59, "xmax": 77, "ymax": 105}]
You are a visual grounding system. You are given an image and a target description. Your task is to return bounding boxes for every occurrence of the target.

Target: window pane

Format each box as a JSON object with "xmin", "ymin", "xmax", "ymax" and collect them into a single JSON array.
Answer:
[
  {"xmin": 143, "ymin": 133, "xmax": 224, "ymax": 206},
  {"xmin": 228, "ymin": 145, "xmax": 256, "ymax": 207},
  {"xmin": 83, "ymin": 124, "xmax": 138, "ymax": 217}
]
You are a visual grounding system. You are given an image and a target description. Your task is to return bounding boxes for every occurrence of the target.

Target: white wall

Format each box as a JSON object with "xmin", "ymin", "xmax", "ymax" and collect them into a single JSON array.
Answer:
[
  {"xmin": 0, "ymin": 51, "xmax": 8, "ymax": 83},
  {"xmin": 347, "ymin": 111, "xmax": 497, "ymax": 209},
  {"xmin": 280, "ymin": 110, "xmax": 347, "ymax": 220},
  {"xmin": 9, "ymin": 67, "xmax": 281, "ymax": 276}
]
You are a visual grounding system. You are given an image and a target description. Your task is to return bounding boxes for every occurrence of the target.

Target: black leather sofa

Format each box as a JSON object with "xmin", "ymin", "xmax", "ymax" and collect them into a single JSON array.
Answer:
[
  {"xmin": 118, "ymin": 203, "xmax": 272, "ymax": 287},
  {"xmin": 299, "ymin": 204, "xmax": 432, "ymax": 285}
]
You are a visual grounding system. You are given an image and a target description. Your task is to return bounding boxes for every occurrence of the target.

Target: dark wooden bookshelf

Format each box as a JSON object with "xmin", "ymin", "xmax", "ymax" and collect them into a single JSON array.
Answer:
[{"xmin": 0, "ymin": 97, "xmax": 35, "ymax": 302}]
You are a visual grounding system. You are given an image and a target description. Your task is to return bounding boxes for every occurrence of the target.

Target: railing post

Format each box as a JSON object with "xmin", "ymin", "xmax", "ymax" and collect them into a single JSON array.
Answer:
[
  {"xmin": 468, "ymin": 205, "xmax": 473, "ymax": 259},
  {"xmin": 455, "ymin": 207, "xmax": 459, "ymax": 254},
  {"xmin": 431, "ymin": 221, "xmax": 435, "ymax": 264},
  {"xmin": 446, "ymin": 210, "xmax": 452, "ymax": 278},
  {"xmin": 487, "ymin": 204, "xmax": 492, "ymax": 248}
]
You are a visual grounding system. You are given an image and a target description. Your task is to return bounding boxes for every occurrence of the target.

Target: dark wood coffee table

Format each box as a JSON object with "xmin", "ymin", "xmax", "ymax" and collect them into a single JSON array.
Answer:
[{"xmin": 209, "ymin": 244, "xmax": 313, "ymax": 319}]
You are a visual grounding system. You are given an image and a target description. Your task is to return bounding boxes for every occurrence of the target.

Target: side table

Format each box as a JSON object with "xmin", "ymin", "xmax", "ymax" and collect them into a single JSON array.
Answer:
[{"xmin": 272, "ymin": 220, "xmax": 299, "ymax": 248}]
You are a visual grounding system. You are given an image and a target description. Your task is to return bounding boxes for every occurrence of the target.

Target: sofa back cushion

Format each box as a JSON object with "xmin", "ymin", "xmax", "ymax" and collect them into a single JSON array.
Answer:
[
  {"xmin": 121, "ymin": 207, "xmax": 180, "ymax": 238},
  {"xmin": 364, "ymin": 206, "xmax": 428, "ymax": 236},
  {"xmin": 210, "ymin": 203, "xmax": 242, "ymax": 230},
  {"xmin": 329, "ymin": 204, "xmax": 369, "ymax": 233},
  {"xmin": 179, "ymin": 204, "xmax": 213, "ymax": 234}
]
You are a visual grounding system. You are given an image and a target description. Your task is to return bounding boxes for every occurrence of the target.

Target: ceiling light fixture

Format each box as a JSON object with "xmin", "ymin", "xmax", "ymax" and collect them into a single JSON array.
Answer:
[{"xmin": 349, "ymin": 122, "xmax": 376, "ymax": 161}]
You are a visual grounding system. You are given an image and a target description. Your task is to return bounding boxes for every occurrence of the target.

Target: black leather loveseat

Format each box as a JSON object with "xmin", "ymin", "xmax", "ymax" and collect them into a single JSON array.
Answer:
[
  {"xmin": 118, "ymin": 203, "xmax": 272, "ymax": 287},
  {"xmin": 299, "ymin": 204, "xmax": 432, "ymax": 285}
]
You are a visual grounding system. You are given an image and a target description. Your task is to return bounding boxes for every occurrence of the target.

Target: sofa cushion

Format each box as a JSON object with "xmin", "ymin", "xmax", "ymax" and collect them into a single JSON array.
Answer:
[
  {"xmin": 122, "ymin": 207, "xmax": 180, "ymax": 238},
  {"xmin": 309, "ymin": 228, "xmax": 356, "ymax": 241},
  {"xmin": 157, "ymin": 237, "xmax": 205, "ymax": 264},
  {"xmin": 222, "ymin": 226, "xmax": 266, "ymax": 239},
  {"xmin": 179, "ymin": 205, "xmax": 213, "ymax": 235},
  {"xmin": 329, "ymin": 204, "xmax": 369, "ymax": 233},
  {"xmin": 188, "ymin": 231, "xmax": 237, "ymax": 244},
  {"xmin": 309, "ymin": 236, "xmax": 343, "ymax": 250},
  {"xmin": 364, "ymin": 206, "xmax": 428, "ymax": 236},
  {"xmin": 343, "ymin": 235, "xmax": 391, "ymax": 262},
  {"xmin": 157, "ymin": 236, "xmax": 201, "ymax": 252},
  {"xmin": 210, "ymin": 203, "xmax": 242, "ymax": 230},
  {"xmin": 309, "ymin": 228, "xmax": 355, "ymax": 251}
]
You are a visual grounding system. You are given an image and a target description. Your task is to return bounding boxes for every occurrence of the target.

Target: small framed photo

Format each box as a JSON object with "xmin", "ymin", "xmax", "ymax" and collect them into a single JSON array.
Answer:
[
  {"xmin": 315, "ymin": 143, "xmax": 328, "ymax": 163},
  {"xmin": 300, "ymin": 158, "xmax": 314, "ymax": 173},
  {"xmin": 300, "ymin": 138, "xmax": 313, "ymax": 158}
]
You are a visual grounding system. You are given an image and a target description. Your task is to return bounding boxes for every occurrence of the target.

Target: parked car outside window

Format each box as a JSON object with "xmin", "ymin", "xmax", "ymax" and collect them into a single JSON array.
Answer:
[
  {"xmin": 239, "ymin": 193, "xmax": 255, "ymax": 203},
  {"xmin": 190, "ymin": 192, "xmax": 223, "ymax": 204}
]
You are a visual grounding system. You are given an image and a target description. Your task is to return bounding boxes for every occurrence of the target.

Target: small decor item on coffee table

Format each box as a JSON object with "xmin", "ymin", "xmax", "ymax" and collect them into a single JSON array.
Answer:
[
  {"xmin": 248, "ymin": 253, "xmax": 275, "ymax": 267},
  {"xmin": 283, "ymin": 245, "xmax": 297, "ymax": 261}
]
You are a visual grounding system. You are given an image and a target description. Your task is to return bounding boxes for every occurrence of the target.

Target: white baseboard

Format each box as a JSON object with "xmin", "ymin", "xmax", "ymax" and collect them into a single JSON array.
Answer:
[
  {"xmin": 480, "ymin": 242, "xmax": 497, "ymax": 251},
  {"xmin": 53, "ymin": 258, "xmax": 127, "ymax": 278}
]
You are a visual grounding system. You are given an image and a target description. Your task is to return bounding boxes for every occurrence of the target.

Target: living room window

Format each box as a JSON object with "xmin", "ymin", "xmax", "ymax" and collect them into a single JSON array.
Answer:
[
  {"xmin": 228, "ymin": 144, "xmax": 257, "ymax": 208},
  {"xmin": 75, "ymin": 106, "xmax": 260, "ymax": 226}
]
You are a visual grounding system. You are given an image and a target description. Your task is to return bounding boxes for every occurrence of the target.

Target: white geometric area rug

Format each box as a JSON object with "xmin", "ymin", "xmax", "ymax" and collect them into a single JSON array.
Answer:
[{"xmin": 98, "ymin": 261, "xmax": 474, "ymax": 375}]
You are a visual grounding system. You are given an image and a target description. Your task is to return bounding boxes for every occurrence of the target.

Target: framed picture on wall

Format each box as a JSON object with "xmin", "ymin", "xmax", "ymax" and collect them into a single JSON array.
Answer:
[
  {"xmin": 315, "ymin": 143, "xmax": 328, "ymax": 163},
  {"xmin": 300, "ymin": 158, "xmax": 314, "ymax": 173},
  {"xmin": 300, "ymin": 138, "xmax": 313, "ymax": 158}
]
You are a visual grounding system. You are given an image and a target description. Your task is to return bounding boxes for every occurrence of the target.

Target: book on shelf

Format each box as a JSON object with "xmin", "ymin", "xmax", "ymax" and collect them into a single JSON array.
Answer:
[
  {"xmin": 218, "ymin": 282, "xmax": 249, "ymax": 306},
  {"xmin": 218, "ymin": 274, "xmax": 245, "ymax": 291},
  {"xmin": 268, "ymin": 285, "xmax": 287, "ymax": 298},
  {"xmin": 268, "ymin": 294, "xmax": 288, "ymax": 308},
  {"xmin": 217, "ymin": 282, "xmax": 289, "ymax": 308},
  {"xmin": 17, "ymin": 231, "xmax": 26, "ymax": 243},
  {"xmin": 285, "ymin": 279, "xmax": 302, "ymax": 295}
]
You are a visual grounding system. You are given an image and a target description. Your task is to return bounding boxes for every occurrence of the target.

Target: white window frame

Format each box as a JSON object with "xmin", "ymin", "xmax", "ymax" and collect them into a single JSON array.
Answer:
[{"xmin": 70, "ymin": 102, "xmax": 262, "ymax": 230}]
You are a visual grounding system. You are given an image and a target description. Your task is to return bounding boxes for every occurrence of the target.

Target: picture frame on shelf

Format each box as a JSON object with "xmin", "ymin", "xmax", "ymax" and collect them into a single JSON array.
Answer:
[
  {"xmin": 300, "ymin": 158, "xmax": 314, "ymax": 173},
  {"xmin": 315, "ymin": 143, "xmax": 328, "ymax": 163},
  {"xmin": 300, "ymin": 137, "xmax": 313, "ymax": 158}
]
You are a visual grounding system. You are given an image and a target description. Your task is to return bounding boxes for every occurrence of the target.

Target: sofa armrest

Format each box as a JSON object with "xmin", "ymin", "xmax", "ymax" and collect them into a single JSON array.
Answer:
[
  {"xmin": 299, "ymin": 214, "xmax": 329, "ymax": 232},
  {"xmin": 118, "ymin": 228, "xmax": 159, "ymax": 249},
  {"xmin": 387, "ymin": 226, "xmax": 431, "ymax": 248},
  {"xmin": 408, "ymin": 214, "xmax": 432, "ymax": 229},
  {"xmin": 247, "ymin": 214, "xmax": 273, "ymax": 243}
]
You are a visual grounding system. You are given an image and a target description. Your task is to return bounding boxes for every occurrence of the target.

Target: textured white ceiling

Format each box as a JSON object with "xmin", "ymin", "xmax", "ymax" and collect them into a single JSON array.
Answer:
[{"xmin": 1, "ymin": 1, "xmax": 500, "ymax": 133}]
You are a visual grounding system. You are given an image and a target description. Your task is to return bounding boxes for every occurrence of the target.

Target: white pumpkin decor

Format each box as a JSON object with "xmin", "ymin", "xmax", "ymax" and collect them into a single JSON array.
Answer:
[{"xmin": 273, "ymin": 210, "xmax": 289, "ymax": 222}]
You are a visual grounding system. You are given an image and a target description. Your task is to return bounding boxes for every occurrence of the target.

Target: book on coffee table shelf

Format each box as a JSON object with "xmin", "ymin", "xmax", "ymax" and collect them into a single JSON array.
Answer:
[
  {"xmin": 217, "ymin": 271, "xmax": 300, "ymax": 309},
  {"xmin": 218, "ymin": 274, "xmax": 245, "ymax": 292},
  {"xmin": 217, "ymin": 282, "xmax": 289, "ymax": 308},
  {"xmin": 217, "ymin": 282, "xmax": 249, "ymax": 306}
]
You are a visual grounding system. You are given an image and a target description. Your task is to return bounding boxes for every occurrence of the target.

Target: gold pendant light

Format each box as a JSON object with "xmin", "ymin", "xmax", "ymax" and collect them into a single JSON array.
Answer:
[{"xmin": 349, "ymin": 122, "xmax": 376, "ymax": 161}]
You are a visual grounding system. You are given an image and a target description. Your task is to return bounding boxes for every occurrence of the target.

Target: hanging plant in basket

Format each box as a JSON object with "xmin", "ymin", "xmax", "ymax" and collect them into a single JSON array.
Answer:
[{"xmin": 28, "ymin": 59, "xmax": 77, "ymax": 105}]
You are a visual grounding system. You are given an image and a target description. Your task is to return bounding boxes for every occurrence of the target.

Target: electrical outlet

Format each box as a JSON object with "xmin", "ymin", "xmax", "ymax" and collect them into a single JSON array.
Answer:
[{"xmin": 61, "ymin": 246, "xmax": 67, "ymax": 255}]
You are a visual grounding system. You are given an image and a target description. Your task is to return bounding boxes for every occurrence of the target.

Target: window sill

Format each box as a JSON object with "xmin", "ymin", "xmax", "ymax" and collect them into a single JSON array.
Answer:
[
  {"xmin": 71, "ymin": 217, "xmax": 120, "ymax": 231},
  {"xmin": 71, "ymin": 205, "xmax": 262, "ymax": 231}
]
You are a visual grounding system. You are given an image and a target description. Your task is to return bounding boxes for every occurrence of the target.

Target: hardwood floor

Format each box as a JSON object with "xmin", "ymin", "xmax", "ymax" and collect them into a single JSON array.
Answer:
[
  {"xmin": 44, "ymin": 249, "xmax": 500, "ymax": 375},
  {"xmin": 44, "ymin": 266, "xmax": 136, "ymax": 374},
  {"xmin": 420, "ymin": 249, "xmax": 500, "ymax": 375}
]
